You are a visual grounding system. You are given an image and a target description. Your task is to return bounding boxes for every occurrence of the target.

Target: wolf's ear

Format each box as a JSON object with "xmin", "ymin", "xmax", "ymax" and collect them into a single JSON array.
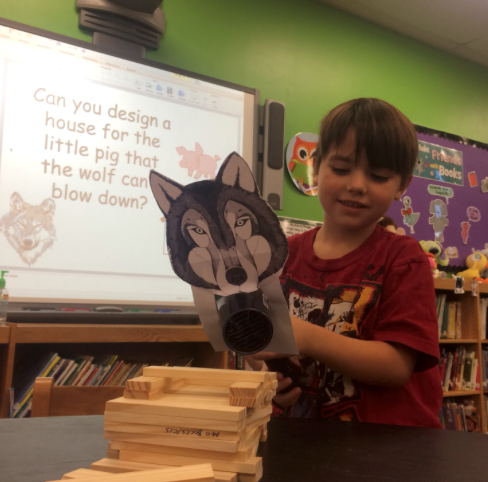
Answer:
[
  {"xmin": 10, "ymin": 192, "xmax": 25, "ymax": 212},
  {"xmin": 150, "ymin": 171, "xmax": 183, "ymax": 216},
  {"xmin": 41, "ymin": 198, "xmax": 55, "ymax": 215},
  {"xmin": 217, "ymin": 152, "xmax": 257, "ymax": 193}
]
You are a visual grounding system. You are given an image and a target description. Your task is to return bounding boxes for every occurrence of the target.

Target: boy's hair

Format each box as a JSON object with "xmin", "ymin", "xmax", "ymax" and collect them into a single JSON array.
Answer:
[{"xmin": 314, "ymin": 98, "xmax": 418, "ymax": 187}]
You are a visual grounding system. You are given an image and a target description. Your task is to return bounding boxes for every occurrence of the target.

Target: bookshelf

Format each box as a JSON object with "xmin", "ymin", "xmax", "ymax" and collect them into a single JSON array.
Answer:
[
  {"xmin": 436, "ymin": 278, "xmax": 488, "ymax": 432},
  {"xmin": 0, "ymin": 321, "xmax": 226, "ymax": 419},
  {"xmin": 0, "ymin": 326, "xmax": 9, "ymax": 344}
]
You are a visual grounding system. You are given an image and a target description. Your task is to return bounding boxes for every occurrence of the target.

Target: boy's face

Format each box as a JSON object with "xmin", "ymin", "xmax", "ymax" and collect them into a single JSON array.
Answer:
[{"xmin": 314, "ymin": 128, "xmax": 410, "ymax": 234}]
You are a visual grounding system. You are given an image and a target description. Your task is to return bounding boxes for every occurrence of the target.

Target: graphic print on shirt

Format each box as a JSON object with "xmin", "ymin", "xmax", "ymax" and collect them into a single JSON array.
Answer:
[{"xmin": 280, "ymin": 275, "xmax": 382, "ymax": 419}]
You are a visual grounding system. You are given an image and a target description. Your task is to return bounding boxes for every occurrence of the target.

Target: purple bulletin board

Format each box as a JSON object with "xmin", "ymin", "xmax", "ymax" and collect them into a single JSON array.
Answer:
[{"xmin": 386, "ymin": 126, "xmax": 488, "ymax": 266}]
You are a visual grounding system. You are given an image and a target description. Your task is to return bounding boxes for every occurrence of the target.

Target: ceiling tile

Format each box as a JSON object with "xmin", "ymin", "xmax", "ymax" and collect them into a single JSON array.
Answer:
[{"xmin": 319, "ymin": 0, "xmax": 488, "ymax": 50}]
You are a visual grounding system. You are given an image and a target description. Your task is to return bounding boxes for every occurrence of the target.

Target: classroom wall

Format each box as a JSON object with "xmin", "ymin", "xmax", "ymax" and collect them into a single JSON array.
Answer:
[{"xmin": 2, "ymin": 0, "xmax": 488, "ymax": 222}]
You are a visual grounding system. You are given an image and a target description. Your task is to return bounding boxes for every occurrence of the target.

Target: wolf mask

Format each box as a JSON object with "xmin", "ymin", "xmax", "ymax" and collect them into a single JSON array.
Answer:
[{"xmin": 150, "ymin": 152, "xmax": 297, "ymax": 354}]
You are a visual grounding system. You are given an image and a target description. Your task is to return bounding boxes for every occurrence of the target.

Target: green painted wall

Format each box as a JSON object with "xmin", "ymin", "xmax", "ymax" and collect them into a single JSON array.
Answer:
[{"xmin": 1, "ymin": 0, "xmax": 488, "ymax": 221}]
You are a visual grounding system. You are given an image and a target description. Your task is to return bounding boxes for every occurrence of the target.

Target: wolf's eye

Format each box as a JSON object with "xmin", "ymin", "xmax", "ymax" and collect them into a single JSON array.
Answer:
[
  {"xmin": 187, "ymin": 225, "xmax": 210, "ymax": 248},
  {"xmin": 236, "ymin": 217, "xmax": 249, "ymax": 227},
  {"xmin": 235, "ymin": 216, "xmax": 252, "ymax": 240}
]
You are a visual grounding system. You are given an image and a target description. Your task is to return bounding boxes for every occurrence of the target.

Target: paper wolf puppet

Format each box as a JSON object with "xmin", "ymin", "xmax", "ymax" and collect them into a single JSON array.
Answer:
[{"xmin": 150, "ymin": 152, "xmax": 297, "ymax": 354}]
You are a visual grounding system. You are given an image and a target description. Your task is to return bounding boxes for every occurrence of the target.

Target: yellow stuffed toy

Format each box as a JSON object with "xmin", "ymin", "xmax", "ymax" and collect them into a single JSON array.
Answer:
[{"xmin": 457, "ymin": 250, "xmax": 488, "ymax": 283}]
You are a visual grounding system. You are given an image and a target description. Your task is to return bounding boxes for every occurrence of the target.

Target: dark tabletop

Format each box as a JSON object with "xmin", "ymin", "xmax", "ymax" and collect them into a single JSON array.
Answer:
[{"xmin": 1, "ymin": 416, "xmax": 488, "ymax": 482}]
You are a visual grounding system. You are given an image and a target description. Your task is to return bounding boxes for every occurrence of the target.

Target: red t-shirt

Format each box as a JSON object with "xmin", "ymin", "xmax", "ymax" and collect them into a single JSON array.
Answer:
[{"xmin": 276, "ymin": 225, "xmax": 443, "ymax": 428}]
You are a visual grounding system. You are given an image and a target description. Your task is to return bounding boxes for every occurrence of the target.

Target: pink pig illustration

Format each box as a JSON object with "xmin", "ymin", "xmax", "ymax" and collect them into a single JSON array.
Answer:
[{"xmin": 176, "ymin": 142, "xmax": 221, "ymax": 179}]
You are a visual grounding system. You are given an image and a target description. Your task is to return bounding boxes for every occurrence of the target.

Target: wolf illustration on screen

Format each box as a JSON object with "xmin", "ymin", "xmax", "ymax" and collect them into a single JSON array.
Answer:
[
  {"xmin": 0, "ymin": 192, "xmax": 56, "ymax": 265},
  {"xmin": 150, "ymin": 152, "xmax": 288, "ymax": 295}
]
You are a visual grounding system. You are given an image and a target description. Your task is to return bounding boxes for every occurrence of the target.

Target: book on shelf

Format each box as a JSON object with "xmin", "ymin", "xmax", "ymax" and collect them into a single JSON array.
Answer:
[
  {"xmin": 10, "ymin": 353, "xmax": 180, "ymax": 418},
  {"xmin": 441, "ymin": 399, "xmax": 481, "ymax": 433},
  {"xmin": 12, "ymin": 352, "xmax": 61, "ymax": 418},
  {"xmin": 227, "ymin": 351, "xmax": 248, "ymax": 370},
  {"xmin": 95, "ymin": 355, "xmax": 119, "ymax": 386},
  {"xmin": 440, "ymin": 346, "xmax": 477, "ymax": 393},
  {"xmin": 437, "ymin": 294, "xmax": 463, "ymax": 340},
  {"xmin": 455, "ymin": 301, "xmax": 462, "ymax": 339},
  {"xmin": 481, "ymin": 349, "xmax": 488, "ymax": 390}
]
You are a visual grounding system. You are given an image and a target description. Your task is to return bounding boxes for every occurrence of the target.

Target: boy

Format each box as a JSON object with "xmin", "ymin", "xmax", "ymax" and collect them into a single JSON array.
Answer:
[{"xmin": 251, "ymin": 98, "xmax": 442, "ymax": 428}]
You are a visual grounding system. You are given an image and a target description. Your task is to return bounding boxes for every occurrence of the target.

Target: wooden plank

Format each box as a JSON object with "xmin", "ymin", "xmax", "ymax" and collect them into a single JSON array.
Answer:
[
  {"xmin": 229, "ymin": 383, "xmax": 262, "ymax": 398},
  {"xmin": 265, "ymin": 391, "xmax": 276, "ymax": 402},
  {"xmin": 105, "ymin": 431, "xmax": 240, "ymax": 453},
  {"xmin": 91, "ymin": 459, "xmax": 172, "ymax": 474},
  {"xmin": 124, "ymin": 388, "xmax": 165, "ymax": 400},
  {"xmin": 182, "ymin": 379, "xmax": 235, "ymax": 388},
  {"xmin": 104, "ymin": 422, "xmax": 243, "ymax": 441},
  {"xmin": 167, "ymin": 385, "xmax": 230, "ymax": 398},
  {"xmin": 243, "ymin": 417, "xmax": 270, "ymax": 438},
  {"xmin": 62, "ymin": 468, "xmax": 107, "ymax": 479},
  {"xmin": 110, "ymin": 440, "xmax": 256, "ymax": 462},
  {"xmin": 104, "ymin": 411, "xmax": 244, "ymax": 432},
  {"xmin": 238, "ymin": 466, "xmax": 263, "ymax": 482},
  {"xmin": 106, "ymin": 396, "xmax": 246, "ymax": 422},
  {"xmin": 143, "ymin": 367, "xmax": 268, "ymax": 384},
  {"xmin": 119, "ymin": 451, "xmax": 262, "ymax": 475},
  {"xmin": 240, "ymin": 424, "xmax": 265, "ymax": 449},
  {"xmin": 126, "ymin": 377, "xmax": 166, "ymax": 391},
  {"xmin": 239, "ymin": 427, "xmax": 261, "ymax": 452},
  {"xmin": 125, "ymin": 379, "xmax": 186, "ymax": 399},
  {"xmin": 90, "ymin": 459, "xmax": 237, "ymax": 482},
  {"xmin": 267, "ymin": 372, "xmax": 277, "ymax": 382},
  {"xmin": 50, "ymin": 465, "xmax": 215, "ymax": 482},
  {"xmin": 107, "ymin": 442, "xmax": 119, "ymax": 460},
  {"xmin": 50, "ymin": 465, "xmax": 214, "ymax": 482},
  {"xmin": 245, "ymin": 406, "xmax": 272, "ymax": 425}
]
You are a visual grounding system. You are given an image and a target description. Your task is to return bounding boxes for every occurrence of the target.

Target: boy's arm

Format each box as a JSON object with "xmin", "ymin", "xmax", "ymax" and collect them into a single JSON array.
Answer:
[
  {"xmin": 291, "ymin": 316, "xmax": 418, "ymax": 387},
  {"xmin": 250, "ymin": 315, "xmax": 418, "ymax": 407}
]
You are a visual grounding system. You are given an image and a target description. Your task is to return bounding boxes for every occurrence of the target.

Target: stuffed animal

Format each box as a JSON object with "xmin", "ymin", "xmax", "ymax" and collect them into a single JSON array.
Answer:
[
  {"xmin": 419, "ymin": 240, "xmax": 449, "ymax": 267},
  {"xmin": 457, "ymin": 250, "xmax": 488, "ymax": 282}
]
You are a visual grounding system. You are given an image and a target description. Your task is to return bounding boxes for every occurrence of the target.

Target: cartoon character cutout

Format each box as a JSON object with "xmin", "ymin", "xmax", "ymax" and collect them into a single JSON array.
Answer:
[
  {"xmin": 401, "ymin": 196, "xmax": 419, "ymax": 233},
  {"xmin": 286, "ymin": 132, "xmax": 319, "ymax": 196},
  {"xmin": 413, "ymin": 157, "xmax": 425, "ymax": 176},
  {"xmin": 429, "ymin": 199, "xmax": 449, "ymax": 243},
  {"xmin": 0, "ymin": 192, "xmax": 56, "ymax": 265},
  {"xmin": 149, "ymin": 151, "xmax": 297, "ymax": 355},
  {"xmin": 481, "ymin": 177, "xmax": 488, "ymax": 194},
  {"xmin": 461, "ymin": 221, "xmax": 471, "ymax": 245},
  {"xmin": 176, "ymin": 142, "xmax": 221, "ymax": 180}
]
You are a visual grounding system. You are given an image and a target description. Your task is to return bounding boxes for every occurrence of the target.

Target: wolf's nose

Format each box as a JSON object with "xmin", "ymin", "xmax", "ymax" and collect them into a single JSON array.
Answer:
[
  {"xmin": 22, "ymin": 238, "xmax": 33, "ymax": 247},
  {"xmin": 226, "ymin": 267, "xmax": 248, "ymax": 286}
]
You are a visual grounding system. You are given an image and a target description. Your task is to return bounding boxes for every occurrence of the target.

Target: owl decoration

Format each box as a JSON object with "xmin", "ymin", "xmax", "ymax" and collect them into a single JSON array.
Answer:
[{"xmin": 286, "ymin": 132, "xmax": 319, "ymax": 196}]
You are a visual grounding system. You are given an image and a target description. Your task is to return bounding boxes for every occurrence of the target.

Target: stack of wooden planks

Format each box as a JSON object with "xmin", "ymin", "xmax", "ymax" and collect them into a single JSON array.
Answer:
[{"xmin": 51, "ymin": 366, "xmax": 277, "ymax": 482}]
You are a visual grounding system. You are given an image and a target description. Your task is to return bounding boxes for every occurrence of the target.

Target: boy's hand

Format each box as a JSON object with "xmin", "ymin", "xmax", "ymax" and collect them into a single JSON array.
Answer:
[
  {"xmin": 274, "ymin": 372, "xmax": 302, "ymax": 407},
  {"xmin": 245, "ymin": 352, "xmax": 303, "ymax": 407}
]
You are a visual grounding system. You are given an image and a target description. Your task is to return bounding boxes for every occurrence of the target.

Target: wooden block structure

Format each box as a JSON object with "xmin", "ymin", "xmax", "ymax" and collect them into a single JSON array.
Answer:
[{"xmin": 53, "ymin": 367, "xmax": 277, "ymax": 482}]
